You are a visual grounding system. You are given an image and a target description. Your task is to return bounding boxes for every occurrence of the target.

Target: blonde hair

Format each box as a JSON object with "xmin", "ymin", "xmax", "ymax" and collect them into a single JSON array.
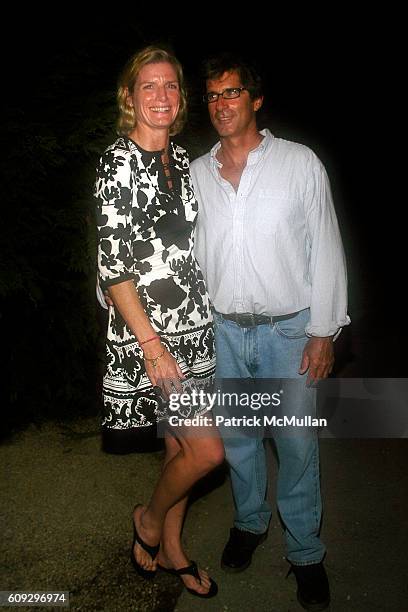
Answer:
[{"xmin": 117, "ymin": 45, "xmax": 187, "ymax": 137}]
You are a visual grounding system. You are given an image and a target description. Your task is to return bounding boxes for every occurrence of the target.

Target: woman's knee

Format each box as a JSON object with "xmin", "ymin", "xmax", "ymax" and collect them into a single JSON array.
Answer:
[
  {"xmin": 193, "ymin": 438, "xmax": 225, "ymax": 473},
  {"xmin": 164, "ymin": 434, "xmax": 181, "ymax": 461}
]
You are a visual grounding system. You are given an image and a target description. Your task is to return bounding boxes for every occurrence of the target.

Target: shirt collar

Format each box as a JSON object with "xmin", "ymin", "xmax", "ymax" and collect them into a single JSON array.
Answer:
[{"xmin": 210, "ymin": 128, "xmax": 274, "ymax": 168}]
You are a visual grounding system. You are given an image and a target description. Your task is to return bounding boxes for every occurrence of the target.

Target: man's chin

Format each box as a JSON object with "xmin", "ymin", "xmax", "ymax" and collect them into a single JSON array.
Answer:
[{"xmin": 215, "ymin": 123, "xmax": 235, "ymax": 136}]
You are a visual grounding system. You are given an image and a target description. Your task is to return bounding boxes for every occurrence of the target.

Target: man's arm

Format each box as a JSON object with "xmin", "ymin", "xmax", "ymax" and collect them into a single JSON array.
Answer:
[
  {"xmin": 300, "ymin": 152, "xmax": 350, "ymax": 382},
  {"xmin": 303, "ymin": 152, "xmax": 350, "ymax": 340}
]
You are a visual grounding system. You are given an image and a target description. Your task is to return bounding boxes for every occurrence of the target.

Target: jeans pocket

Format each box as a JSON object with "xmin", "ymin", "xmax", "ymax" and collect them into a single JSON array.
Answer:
[
  {"xmin": 275, "ymin": 308, "xmax": 310, "ymax": 339},
  {"xmin": 212, "ymin": 310, "xmax": 224, "ymax": 326}
]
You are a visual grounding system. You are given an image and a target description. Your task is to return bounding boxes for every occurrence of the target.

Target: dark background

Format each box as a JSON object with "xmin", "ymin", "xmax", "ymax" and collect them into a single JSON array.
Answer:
[{"xmin": 1, "ymin": 11, "xmax": 401, "ymax": 436}]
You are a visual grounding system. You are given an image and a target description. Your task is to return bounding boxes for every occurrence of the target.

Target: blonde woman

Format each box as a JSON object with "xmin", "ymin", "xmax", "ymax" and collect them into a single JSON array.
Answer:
[{"xmin": 95, "ymin": 46, "xmax": 223, "ymax": 598}]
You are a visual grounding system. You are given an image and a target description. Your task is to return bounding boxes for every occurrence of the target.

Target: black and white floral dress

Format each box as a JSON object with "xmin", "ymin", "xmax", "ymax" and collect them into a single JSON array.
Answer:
[{"xmin": 95, "ymin": 137, "xmax": 215, "ymax": 429}]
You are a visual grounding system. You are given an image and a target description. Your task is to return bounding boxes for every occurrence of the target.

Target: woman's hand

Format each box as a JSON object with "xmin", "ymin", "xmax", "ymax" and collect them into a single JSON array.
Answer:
[
  {"xmin": 143, "ymin": 343, "xmax": 185, "ymax": 399},
  {"xmin": 105, "ymin": 281, "xmax": 185, "ymax": 398}
]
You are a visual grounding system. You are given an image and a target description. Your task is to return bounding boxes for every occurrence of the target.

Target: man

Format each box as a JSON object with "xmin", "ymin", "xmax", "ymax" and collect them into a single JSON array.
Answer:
[{"xmin": 191, "ymin": 54, "xmax": 350, "ymax": 611}]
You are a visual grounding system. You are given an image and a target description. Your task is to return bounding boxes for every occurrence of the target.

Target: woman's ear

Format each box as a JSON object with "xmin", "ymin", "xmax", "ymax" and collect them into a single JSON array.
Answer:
[{"xmin": 125, "ymin": 87, "xmax": 133, "ymax": 108}]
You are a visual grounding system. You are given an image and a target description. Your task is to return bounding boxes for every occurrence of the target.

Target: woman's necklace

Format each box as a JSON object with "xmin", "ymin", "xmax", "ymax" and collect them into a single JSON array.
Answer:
[{"xmin": 161, "ymin": 149, "xmax": 173, "ymax": 191}]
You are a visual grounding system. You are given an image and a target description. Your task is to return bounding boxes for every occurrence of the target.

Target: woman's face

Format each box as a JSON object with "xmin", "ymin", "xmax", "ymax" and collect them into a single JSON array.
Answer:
[{"xmin": 128, "ymin": 61, "xmax": 180, "ymax": 133}]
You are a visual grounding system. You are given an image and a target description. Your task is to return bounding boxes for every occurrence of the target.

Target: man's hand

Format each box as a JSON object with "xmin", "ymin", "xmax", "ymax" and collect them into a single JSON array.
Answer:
[{"xmin": 299, "ymin": 336, "xmax": 334, "ymax": 385}]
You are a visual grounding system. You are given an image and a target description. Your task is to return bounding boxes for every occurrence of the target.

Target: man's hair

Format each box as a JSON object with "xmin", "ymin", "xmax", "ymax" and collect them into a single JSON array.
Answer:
[
  {"xmin": 116, "ymin": 45, "xmax": 187, "ymax": 137},
  {"xmin": 202, "ymin": 53, "xmax": 263, "ymax": 100}
]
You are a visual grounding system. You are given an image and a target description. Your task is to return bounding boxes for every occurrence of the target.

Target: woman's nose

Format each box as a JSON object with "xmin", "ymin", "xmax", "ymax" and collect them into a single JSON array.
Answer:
[{"xmin": 156, "ymin": 85, "xmax": 168, "ymax": 101}]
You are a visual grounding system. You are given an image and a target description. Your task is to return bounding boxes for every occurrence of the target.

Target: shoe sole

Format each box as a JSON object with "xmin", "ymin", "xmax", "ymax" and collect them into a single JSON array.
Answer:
[
  {"xmin": 297, "ymin": 592, "xmax": 331, "ymax": 612},
  {"xmin": 221, "ymin": 558, "xmax": 252, "ymax": 573}
]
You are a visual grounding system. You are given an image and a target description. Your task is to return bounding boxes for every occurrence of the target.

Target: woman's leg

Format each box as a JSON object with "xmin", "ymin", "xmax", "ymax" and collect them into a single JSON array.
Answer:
[
  {"xmin": 158, "ymin": 433, "xmax": 188, "ymax": 561},
  {"xmin": 133, "ymin": 422, "xmax": 224, "ymax": 574},
  {"xmin": 156, "ymin": 433, "xmax": 212, "ymax": 594}
]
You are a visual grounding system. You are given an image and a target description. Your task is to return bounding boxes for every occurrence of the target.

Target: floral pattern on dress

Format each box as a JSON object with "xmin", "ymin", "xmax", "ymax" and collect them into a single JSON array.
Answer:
[{"xmin": 95, "ymin": 137, "xmax": 214, "ymax": 429}]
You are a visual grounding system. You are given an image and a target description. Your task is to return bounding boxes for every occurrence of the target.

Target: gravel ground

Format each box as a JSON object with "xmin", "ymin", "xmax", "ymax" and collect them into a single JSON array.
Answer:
[
  {"xmin": 1, "ymin": 418, "xmax": 407, "ymax": 611},
  {"xmin": 1, "ymin": 418, "xmax": 182, "ymax": 611}
]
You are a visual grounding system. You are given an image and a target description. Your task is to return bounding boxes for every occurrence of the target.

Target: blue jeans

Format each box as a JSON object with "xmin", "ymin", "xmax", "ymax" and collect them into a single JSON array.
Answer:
[{"xmin": 214, "ymin": 308, "xmax": 326, "ymax": 566}]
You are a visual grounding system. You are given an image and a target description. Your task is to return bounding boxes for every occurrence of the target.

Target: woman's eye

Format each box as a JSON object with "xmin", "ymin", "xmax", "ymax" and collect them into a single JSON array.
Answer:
[{"xmin": 167, "ymin": 83, "xmax": 179, "ymax": 90}]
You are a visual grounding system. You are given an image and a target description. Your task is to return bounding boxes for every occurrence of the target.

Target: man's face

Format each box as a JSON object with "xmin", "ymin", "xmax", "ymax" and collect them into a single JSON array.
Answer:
[{"xmin": 205, "ymin": 70, "xmax": 262, "ymax": 139}]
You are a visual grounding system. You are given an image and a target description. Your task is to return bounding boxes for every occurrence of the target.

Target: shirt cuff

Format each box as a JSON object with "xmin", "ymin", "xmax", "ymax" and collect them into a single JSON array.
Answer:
[{"xmin": 305, "ymin": 315, "xmax": 351, "ymax": 341}]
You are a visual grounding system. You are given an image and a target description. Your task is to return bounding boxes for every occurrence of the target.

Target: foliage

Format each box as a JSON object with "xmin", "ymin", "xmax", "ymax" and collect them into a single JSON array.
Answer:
[{"xmin": 1, "ymin": 61, "xmax": 119, "ymax": 435}]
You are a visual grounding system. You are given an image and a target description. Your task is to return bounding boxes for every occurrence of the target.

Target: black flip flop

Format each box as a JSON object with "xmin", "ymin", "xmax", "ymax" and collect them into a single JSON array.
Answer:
[
  {"xmin": 131, "ymin": 504, "xmax": 160, "ymax": 580},
  {"xmin": 158, "ymin": 560, "xmax": 218, "ymax": 598}
]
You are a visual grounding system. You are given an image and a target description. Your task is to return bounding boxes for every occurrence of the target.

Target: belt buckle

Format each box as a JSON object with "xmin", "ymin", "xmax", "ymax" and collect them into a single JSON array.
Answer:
[{"xmin": 238, "ymin": 313, "xmax": 256, "ymax": 327}]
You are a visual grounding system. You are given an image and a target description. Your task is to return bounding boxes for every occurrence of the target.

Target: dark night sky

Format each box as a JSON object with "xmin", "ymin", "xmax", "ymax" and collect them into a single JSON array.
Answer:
[
  {"xmin": 9, "ymin": 12, "xmax": 381, "ymax": 213},
  {"xmin": 7, "ymin": 13, "xmax": 376, "ymax": 177}
]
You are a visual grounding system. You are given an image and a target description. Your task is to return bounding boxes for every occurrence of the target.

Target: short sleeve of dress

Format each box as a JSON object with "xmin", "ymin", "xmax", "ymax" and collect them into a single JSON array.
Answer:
[{"xmin": 94, "ymin": 147, "xmax": 136, "ymax": 290}]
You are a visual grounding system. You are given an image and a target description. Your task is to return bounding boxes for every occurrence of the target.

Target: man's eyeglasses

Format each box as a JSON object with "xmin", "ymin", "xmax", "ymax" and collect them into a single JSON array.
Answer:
[{"xmin": 203, "ymin": 87, "xmax": 248, "ymax": 104}]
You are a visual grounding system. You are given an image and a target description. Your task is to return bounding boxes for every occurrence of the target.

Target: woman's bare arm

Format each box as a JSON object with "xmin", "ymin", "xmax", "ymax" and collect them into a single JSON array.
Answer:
[{"xmin": 108, "ymin": 280, "xmax": 184, "ymax": 396}]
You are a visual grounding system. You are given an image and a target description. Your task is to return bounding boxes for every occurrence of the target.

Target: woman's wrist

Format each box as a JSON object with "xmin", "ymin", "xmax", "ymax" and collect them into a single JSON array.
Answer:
[
  {"xmin": 142, "ymin": 340, "xmax": 166, "ymax": 359},
  {"xmin": 139, "ymin": 335, "xmax": 160, "ymax": 347},
  {"xmin": 143, "ymin": 345, "xmax": 166, "ymax": 368}
]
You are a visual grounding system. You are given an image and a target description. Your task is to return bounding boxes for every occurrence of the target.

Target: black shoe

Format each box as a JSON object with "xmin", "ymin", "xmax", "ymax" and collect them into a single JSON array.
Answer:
[
  {"xmin": 221, "ymin": 527, "xmax": 267, "ymax": 572},
  {"xmin": 288, "ymin": 562, "xmax": 330, "ymax": 611}
]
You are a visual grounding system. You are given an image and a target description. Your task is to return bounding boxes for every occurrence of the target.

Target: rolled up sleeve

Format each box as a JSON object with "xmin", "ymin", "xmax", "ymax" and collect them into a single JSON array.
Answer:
[{"xmin": 304, "ymin": 153, "xmax": 351, "ymax": 337}]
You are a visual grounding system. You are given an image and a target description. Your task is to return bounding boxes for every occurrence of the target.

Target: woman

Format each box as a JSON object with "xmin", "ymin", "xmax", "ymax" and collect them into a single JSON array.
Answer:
[{"xmin": 94, "ymin": 46, "xmax": 224, "ymax": 598}]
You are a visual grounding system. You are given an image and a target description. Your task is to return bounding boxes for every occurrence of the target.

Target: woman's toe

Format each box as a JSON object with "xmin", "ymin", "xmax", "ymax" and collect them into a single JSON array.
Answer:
[
  {"xmin": 198, "ymin": 570, "xmax": 210, "ymax": 588},
  {"xmin": 187, "ymin": 570, "xmax": 212, "ymax": 594}
]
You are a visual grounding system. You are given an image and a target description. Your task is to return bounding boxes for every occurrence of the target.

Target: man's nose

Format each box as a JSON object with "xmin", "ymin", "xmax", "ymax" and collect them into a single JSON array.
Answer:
[{"xmin": 215, "ymin": 95, "xmax": 227, "ymax": 110}]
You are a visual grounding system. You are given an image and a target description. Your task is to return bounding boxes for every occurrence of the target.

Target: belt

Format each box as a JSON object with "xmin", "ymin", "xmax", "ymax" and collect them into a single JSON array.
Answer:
[{"xmin": 218, "ymin": 311, "xmax": 298, "ymax": 328}]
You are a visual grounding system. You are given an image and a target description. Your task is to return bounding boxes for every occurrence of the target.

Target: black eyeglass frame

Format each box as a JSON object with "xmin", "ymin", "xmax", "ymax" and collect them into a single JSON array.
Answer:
[{"xmin": 203, "ymin": 87, "xmax": 248, "ymax": 104}]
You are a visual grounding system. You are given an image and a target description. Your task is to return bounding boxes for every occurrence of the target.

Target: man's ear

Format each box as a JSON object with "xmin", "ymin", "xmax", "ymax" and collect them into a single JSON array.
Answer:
[{"xmin": 254, "ymin": 96, "xmax": 264, "ymax": 112}]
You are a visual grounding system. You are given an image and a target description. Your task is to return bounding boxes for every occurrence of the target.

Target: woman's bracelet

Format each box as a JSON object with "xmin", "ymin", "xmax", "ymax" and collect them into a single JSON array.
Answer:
[
  {"xmin": 143, "ymin": 346, "xmax": 166, "ymax": 368},
  {"xmin": 140, "ymin": 335, "xmax": 160, "ymax": 346}
]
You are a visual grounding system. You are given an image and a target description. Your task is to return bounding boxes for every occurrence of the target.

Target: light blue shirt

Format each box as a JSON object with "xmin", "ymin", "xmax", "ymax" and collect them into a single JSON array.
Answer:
[{"xmin": 191, "ymin": 129, "xmax": 350, "ymax": 337}]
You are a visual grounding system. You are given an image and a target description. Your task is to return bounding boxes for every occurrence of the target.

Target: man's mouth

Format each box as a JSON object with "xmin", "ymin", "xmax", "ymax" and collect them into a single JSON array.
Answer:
[{"xmin": 216, "ymin": 114, "xmax": 233, "ymax": 122}]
